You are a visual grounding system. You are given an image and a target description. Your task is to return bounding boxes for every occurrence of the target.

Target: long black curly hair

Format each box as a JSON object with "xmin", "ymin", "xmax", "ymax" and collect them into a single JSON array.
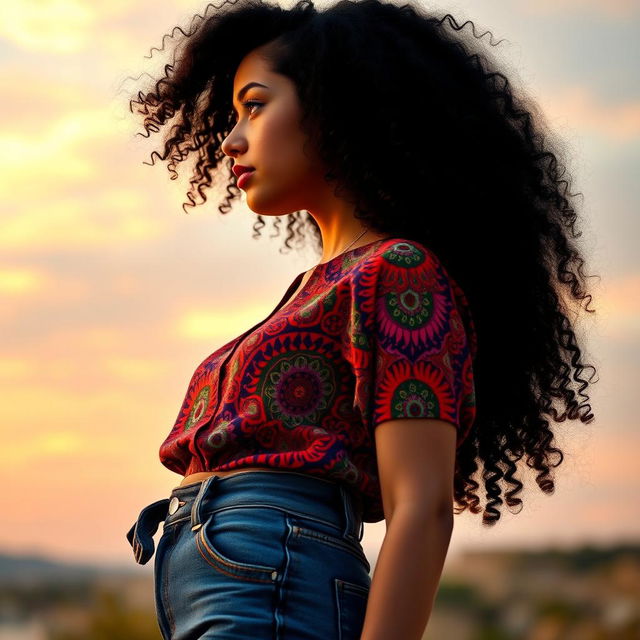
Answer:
[{"xmin": 122, "ymin": 0, "xmax": 599, "ymax": 525}]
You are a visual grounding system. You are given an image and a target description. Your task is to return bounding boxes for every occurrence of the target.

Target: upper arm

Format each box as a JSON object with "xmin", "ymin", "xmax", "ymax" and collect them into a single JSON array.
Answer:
[{"xmin": 375, "ymin": 417, "xmax": 457, "ymax": 522}]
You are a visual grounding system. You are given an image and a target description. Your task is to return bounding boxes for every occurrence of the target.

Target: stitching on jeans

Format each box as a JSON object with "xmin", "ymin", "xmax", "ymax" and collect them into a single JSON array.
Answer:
[
  {"xmin": 335, "ymin": 579, "xmax": 344, "ymax": 640},
  {"xmin": 162, "ymin": 526, "xmax": 177, "ymax": 635},
  {"xmin": 228, "ymin": 504, "xmax": 344, "ymax": 531},
  {"xmin": 274, "ymin": 518, "xmax": 295, "ymax": 640},
  {"xmin": 335, "ymin": 577, "xmax": 370, "ymax": 640},
  {"xmin": 163, "ymin": 515, "xmax": 191, "ymax": 527},
  {"xmin": 168, "ymin": 503, "xmax": 349, "ymax": 534},
  {"xmin": 195, "ymin": 527, "xmax": 276, "ymax": 583},
  {"xmin": 294, "ymin": 525, "xmax": 369, "ymax": 566}
]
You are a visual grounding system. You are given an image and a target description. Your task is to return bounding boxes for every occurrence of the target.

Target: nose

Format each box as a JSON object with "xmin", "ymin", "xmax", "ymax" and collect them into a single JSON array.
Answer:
[{"xmin": 221, "ymin": 123, "xmax": 247, "ymax": 159}]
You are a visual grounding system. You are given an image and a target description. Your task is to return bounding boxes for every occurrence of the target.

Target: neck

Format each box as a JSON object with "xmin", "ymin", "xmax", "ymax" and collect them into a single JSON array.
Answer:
[{"xmin": 318, "ymin": 226, "xmax": 388, "ymax": 264}]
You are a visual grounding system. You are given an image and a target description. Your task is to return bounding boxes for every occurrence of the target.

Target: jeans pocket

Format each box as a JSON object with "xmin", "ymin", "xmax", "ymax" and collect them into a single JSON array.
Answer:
[
  {"xmin": 335, "ymin": 578, "xmax": 369, "ymax": 640},
  {"xmin": 195, "ymin": 505, "xmax": 282, "ymax": 583},
  {"xmin": 292, "ymin": 517, "xmax": 371, "ymax": 572}
]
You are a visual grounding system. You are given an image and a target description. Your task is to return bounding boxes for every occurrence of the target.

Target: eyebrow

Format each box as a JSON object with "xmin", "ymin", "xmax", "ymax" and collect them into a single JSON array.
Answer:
[{"xmin": 231, "ymin": 82, "xmax": 269, "ymax": 116}]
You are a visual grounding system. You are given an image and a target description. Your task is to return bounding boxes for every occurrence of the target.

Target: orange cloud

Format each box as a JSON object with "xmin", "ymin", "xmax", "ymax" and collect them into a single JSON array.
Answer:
[
  {"xmin": 0, "ymin": 358, "xmax": 36, "ymax": 379},
  {"xmin": 104, "ymin": 356, "xmax": 170, "ymax": 382},
  {"xmin": 599, "ymin": 273, "xmax": 640, "ymax": 315},
  {"xmin": 0, "ymin": 267, "xmax": 45, "ymax": 294},
  {"xmin": 176, "ymin": 306, "xmax": 274, "ymax": 341},
  {"xmin": 592, "ymin": 272, "xmax": 640, "ymax": 340},
  {"xmin": 0, "ymin": 69, "xmax": 103, "ymax": 136},
  {"xmin": 0, "ymin": 1, "xmax": 94, "ymax": 54}
]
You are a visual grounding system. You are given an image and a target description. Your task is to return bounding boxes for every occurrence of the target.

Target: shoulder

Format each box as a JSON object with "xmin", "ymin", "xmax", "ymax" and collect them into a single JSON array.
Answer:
[
  {"xmin": 363, "ymin": 237, "xmax": 444, "ymax": 270},
  {"xmin": 348, "ymin": 238, "xmax": 460, "ymax": 336},
  {"xmin": 359, "ymin": 237, "xmax": 453, "ymax": 291},
  {"xmin": 365, "ymin": 238, "xmax": 477, "ymax": 361}
]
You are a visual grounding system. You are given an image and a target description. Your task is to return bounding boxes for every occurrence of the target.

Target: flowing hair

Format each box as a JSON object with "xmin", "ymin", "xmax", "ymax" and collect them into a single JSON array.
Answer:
[{"xmin": 120, "ymin": 0, "xmax": 599, "ymax": 525}]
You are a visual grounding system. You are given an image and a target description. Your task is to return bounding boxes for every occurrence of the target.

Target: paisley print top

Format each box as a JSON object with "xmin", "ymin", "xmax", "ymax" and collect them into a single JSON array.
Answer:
[{"xmin": 159, "ymin": 237, "xmax": 478, "ymax": 522}]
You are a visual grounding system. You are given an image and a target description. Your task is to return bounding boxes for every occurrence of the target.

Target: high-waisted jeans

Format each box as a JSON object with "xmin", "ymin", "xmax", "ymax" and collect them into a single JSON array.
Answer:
[{"xmin": 126, "ymin": 470, "xmax": 371, "ymax": 639}]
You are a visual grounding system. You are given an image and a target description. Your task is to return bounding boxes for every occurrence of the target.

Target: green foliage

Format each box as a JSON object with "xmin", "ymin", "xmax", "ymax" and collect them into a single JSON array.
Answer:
[
  {"xmin": 49, "ymin": 588, "xmax": 161, "ymax": 640},
  {"xmin": 435, "ymin": 581, "xmax": 480, "ymax": 607}
]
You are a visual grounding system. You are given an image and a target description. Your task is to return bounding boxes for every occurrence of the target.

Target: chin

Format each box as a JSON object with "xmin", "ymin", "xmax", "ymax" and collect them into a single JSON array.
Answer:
[{"xmin": 244, "ymin": 193, "xmax": 303, "ymax": 217}]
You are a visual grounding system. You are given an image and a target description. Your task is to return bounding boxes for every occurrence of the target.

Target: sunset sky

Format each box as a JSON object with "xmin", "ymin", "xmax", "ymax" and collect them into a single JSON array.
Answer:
[{"xmin": 1, "ymin": 0, "xmax": 638, "ymax": 572}]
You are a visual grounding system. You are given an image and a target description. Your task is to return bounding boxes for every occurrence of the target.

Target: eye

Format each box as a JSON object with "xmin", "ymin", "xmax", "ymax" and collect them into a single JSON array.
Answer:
[
  {"xmin": 243, "ymin": 100, "xmax": 263, "ymax": 115},
  {"xmin": 231, "ymin": 100, "xmax": 263, "ymax": 125}
]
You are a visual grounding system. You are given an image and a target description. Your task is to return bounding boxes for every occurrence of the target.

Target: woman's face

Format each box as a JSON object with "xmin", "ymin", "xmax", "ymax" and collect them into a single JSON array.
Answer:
[{"xmin": 221, "ymin": 47, "xmax": 329, "ymax": 217}]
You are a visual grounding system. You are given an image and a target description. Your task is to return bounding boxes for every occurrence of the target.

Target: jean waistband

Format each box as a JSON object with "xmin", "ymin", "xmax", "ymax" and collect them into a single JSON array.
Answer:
[{"xmin": 126, "ymin": 470, "xmax": 364, "ymax": 565}]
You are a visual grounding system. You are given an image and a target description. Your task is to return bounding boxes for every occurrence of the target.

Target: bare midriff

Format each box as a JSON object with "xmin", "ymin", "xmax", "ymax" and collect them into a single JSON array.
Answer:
[{"xmin": 177, "ymin": 467, "xmax": 293, "ymax": 488}]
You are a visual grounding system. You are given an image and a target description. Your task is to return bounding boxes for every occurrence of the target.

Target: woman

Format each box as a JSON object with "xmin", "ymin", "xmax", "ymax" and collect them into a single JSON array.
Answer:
[{"xmin": 124, "ymin": 0, "xmax": 598, "ymax": 638}]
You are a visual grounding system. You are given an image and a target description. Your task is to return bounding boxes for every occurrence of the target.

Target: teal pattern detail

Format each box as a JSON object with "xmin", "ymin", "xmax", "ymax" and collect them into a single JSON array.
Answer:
[
  {"xmin": 391, "ymin": 378, "xmax": 439, "ymax": 418},
  {"xmin": 383, "ymin": 241, "xmax": 426, "ymax": 268},
  {"xmin": 259, "ymin": 353, "xmax": 335, "ymax": 429},
  {"xmin": 185, "ymin": 385, "xmax": 210, "ymax": 432},
  {"xmin": 387, "ymin": 287, "xmax": 434, "ymax": 330}
]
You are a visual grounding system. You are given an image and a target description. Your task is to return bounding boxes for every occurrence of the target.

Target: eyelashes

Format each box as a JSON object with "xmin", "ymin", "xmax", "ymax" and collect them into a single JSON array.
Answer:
[
  {"xmin": 243, "ymin": 100, "xmax": 263, "ymax": 116},
  {"xmin": 231, "ymin": 100, "xmax": 263, "ymax": 125}
]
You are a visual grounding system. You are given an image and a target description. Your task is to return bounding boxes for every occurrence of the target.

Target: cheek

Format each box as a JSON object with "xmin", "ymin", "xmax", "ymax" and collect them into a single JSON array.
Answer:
[{"xmin": 261, "ymin": 121, "xmax": 314, "ymax": 178}]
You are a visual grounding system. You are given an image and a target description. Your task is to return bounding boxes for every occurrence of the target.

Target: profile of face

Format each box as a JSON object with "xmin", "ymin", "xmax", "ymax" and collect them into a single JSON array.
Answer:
[{"xmin": 221, "ymin": 46, "xmax": 329, "ymax": 217}]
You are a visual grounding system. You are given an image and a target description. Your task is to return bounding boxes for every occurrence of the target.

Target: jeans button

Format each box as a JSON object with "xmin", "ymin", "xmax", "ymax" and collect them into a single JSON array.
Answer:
[{"xmin": 168, "ymin": 496, "xmax": 180, "ymax": 515}]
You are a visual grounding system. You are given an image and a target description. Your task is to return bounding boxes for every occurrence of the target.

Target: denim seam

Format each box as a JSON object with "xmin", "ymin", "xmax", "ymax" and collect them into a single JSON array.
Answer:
[
  {"xmin": 335, "ymin": 579, "xmax": 344, "ymax": 640},
  {"xmin": 274, "ymin": 517, "xmax": 295, "ymax": 640},
  {"xmin": 162, "ymin": 515, "xmax": 191, "ymax": 528},
  {"xmin": 153, "ymin": 537, "xmax": 171, "ymax": 639},
  {"xmin": 161, "ymin": 527, "xmax": 177, "ymax": 637},
  {"xmin": 195, "ymin": 525, "xmax": 277, "ymax": 583},
  {"xmin": 294, "ymin": 525, "xmax": 369, "ymax": 568},
  {"xmin": 200, "ymin": 503, "xmax": 357, "ymax": 537},
  {"xmin": 340, "ymin": 579, "xmax": 370, "ymax": 596},
  {"xmin": 163, "ymin": 504, "xmax": 347, "ymax": 533},
  {"xmin": 335, "ymin": 578, "xmax": 370, "ymax": 640}
]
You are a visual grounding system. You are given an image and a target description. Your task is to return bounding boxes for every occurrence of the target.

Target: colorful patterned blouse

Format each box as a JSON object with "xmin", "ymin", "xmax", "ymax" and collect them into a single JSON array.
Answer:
[{"xmin": 159, "ymin": 237, "xmax": 477, "ymax": 522}]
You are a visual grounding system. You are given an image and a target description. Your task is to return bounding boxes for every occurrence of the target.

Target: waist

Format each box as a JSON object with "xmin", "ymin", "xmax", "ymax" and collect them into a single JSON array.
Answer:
[
  {"xmin": 177, "ymin": 467, "xmax": 292, "ymax": 488},
  {"xmin": 164, "ymin": 470, "xmax": 364, "ymax": 541}
]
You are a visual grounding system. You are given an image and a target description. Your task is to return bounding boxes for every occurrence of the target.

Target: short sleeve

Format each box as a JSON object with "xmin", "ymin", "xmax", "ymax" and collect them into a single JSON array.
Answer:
[{"xmin": 346, "ymin": 240, "xmax": 477, "ymax": 449}]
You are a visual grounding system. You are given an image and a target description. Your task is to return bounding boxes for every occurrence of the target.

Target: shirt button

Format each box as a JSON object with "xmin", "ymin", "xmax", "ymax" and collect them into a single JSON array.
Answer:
[{"xmin": 168, "ymin": 496, "xmax": 180, "ymax": 515}]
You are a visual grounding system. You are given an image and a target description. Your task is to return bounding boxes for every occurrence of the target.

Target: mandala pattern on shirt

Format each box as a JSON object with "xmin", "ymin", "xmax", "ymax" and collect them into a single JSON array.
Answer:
[
  {"xmin": 373, "ymin": 358, "xmax": 457, "ymax": 425},
  {"xmin": 181, "ymin": 369, "xmax": 218, "ymax": 433},
  {"xmin": 374, "ymin": 242, "xmax": 459, "ymax": 360},
  {"xmin": 158, "ymin": 237, "xmax": 478, "ymax": 523},
  {"xmin": 235, "ymin": 331, "xmax": 346, "ymax": 429}
]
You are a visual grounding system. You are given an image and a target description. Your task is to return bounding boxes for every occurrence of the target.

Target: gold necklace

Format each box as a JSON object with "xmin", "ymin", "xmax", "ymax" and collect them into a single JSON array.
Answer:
[
  {"xmin": 339, "ymin": 227, "xmax": 370, "ymax": 255},
  {"xmin": 319, "ymin": 227, "xmax": 370, "ymax": 266}
]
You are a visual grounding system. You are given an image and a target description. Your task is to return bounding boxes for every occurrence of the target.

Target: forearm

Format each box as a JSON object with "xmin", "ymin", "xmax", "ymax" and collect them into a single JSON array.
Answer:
[{"xmin": 359, "ymin": 505, "xmax": 454, "ymax": 640}]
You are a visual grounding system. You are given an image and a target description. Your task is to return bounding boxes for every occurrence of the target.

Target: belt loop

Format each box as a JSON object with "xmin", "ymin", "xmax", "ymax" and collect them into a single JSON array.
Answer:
[
  {"xmin": 339, "ymin": 485, "xmax": 358, "ymax": 542},
  {"xmin": 190, "ymin": 475, "xmax": 218, "ymax": 531}
]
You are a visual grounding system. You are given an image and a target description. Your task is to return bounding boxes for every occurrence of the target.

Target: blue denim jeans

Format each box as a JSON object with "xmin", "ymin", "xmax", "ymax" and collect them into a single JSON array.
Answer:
[{"xmin": 126, "ymin": 470, "xmax": 371, "ymax": 639}]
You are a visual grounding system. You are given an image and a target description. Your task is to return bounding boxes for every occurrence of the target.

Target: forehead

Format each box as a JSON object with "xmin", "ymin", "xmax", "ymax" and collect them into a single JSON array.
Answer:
[{"xmin": 233, "ymin": 48, "xmax": 272, "ymax": 86}]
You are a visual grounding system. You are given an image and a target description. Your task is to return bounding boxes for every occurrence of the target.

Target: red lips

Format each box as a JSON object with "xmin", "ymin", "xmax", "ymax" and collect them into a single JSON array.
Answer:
[{"xmin": 232, "ymin": 164, "xmax": 255, "ymax": 178}]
